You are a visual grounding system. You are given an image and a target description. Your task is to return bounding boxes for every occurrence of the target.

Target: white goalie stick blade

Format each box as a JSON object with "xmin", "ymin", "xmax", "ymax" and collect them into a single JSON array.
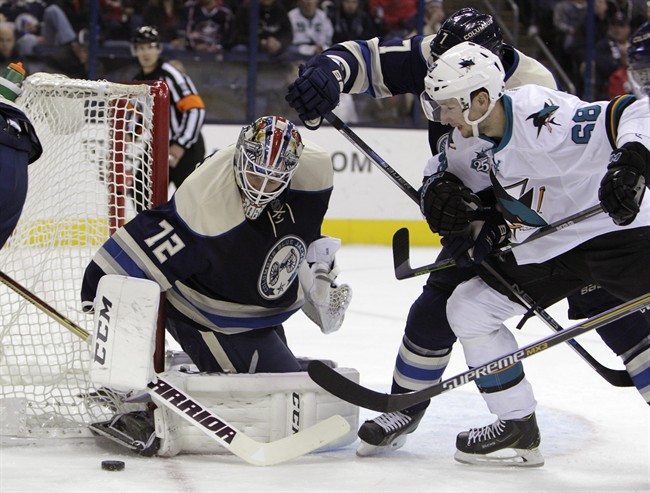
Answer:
[{"xmin": 147, "ymin": 376, "xmax": 351, "ymax": 466}]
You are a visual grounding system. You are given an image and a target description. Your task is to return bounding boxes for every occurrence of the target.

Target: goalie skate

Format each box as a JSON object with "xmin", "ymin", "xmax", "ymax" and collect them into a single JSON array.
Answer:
[
  {"xmin": 356, "ymin": 409, "xmax": 425, "ymax": 456},
  {"xmin": 454, "ymin": 413, "xmax": 544, "ymax": 467},
  {"xmin": 90, "ymin": 411, "xmax": 160, "ymax": 457}
]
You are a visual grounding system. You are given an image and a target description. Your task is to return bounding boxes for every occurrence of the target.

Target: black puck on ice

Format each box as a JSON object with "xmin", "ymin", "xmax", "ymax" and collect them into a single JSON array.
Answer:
[{"xmin": 101, "ymin": 460, "xmax": 125, "ymax": 471}]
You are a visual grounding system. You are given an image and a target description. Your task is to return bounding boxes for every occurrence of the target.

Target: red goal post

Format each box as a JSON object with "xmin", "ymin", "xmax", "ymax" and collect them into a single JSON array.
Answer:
[{"xmin": 0, "ymin": 74, "xmax": 169, "ymax": 438}]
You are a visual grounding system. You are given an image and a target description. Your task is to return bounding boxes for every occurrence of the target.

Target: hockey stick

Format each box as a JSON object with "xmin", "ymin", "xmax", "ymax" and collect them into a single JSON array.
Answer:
[
  {"xmin": 308, "ymin": 291, "xmax": 650, "ymax": 412},
  {"xmin": 393, "ymin": 209, "xmax": 632, "ymax": 387},
  {"xmin": 325, "ymin": 112, "xmax": 421, "ymax": 203},
  {"xmin": 478, "ymin": 261, "xmax": 633, "ymax": 387},
  {"xmin": 323, "ymin": 114, "xmax": 628, "ymax": 387},
  {"xmin": 393, "ymin": 204, "xmax": 605, "ymax": 280},
  {"xmin": 0, "ymin": 269, "xmax": 350, "ymax": 466}
]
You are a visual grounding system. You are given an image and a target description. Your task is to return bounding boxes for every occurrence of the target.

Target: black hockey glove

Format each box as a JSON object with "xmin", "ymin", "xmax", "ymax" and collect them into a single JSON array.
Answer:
[
  {"xmin": 441, "ymin": 209, "xmax": 510, "ymax": 268},
  {"xmin": 599, "ymin": 142, "xmax": 650, "ymax": 226},
  {"xmin": 285, "ymin": 55, "xmax": 344, "ymax": 130},
  {"xmin": 420, "ymin": 171, "xmax": 482, "ymax": 236}
]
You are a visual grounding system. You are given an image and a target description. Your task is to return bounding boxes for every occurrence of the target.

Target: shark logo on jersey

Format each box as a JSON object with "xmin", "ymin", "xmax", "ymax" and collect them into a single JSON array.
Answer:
[
  {"xmin": 259, "ymin": 235, "xmax": 306, "ymax": 300},
  {"xmin": 470, "ymin": 151, "xmax": 491, "ymax": 173},
  {"xmin": 526, "ymin": 101, "xmax": 560, "ymax": 137}
]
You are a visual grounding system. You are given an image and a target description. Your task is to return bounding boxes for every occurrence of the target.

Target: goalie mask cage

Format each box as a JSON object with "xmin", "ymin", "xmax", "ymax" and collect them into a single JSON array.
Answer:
[{"xmin": 0, "ymin": 74, "xmax": 169, "ymax": 439}]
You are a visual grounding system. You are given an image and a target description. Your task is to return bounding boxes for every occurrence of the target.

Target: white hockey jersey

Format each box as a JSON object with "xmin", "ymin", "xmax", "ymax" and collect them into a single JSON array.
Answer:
[{"xmin": 431, "ymin": 85, "xmax": 650, "ymax": 265}]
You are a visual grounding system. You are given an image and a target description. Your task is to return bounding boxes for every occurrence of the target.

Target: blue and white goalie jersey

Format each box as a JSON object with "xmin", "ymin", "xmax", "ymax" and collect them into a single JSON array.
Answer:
[
  {"xmin": 81, "ymin": 141, "xmax": 333, "ymax": 334},
  {"xmin": 431, "ymin": 86, "xmax": 650, "ymax": 265}
]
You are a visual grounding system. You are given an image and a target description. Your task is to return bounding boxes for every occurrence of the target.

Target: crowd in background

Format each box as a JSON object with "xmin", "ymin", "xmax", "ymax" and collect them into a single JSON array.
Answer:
[{"xmin": 0, "ymin": 0, "xmax": 648, "ymax": 114}]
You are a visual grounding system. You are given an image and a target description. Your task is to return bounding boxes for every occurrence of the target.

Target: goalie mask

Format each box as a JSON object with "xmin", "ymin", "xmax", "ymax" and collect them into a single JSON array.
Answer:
[
  {"xmin": 234, "ymin": 116, "xmax": 304, "ymax": 220},
  {"xmin": 420, "ymin": 42, "xmax": 505, "ymax": 137},
  {"xmin": 628, "ymin": 20, "xmax": 650, "ymax": 99}
]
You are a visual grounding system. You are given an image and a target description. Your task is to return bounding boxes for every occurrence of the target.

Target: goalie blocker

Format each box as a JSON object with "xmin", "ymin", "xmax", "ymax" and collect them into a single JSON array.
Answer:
[{"xmin": 88, "ymin": 275, "xmax": 358, "ymax": 458}]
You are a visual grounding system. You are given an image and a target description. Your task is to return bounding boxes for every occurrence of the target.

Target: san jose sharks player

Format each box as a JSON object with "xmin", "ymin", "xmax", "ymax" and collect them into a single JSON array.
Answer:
[
  {"xmin": 286, "ymin": 7, "xmax": 650, "ymax": 460},
  {"xmin": 418, "ymin": 42, "xmax": 650, "ymax": 466},
  {"xmin": 80, "ymin": 116, "xmax": 353, "ymax": 454}
]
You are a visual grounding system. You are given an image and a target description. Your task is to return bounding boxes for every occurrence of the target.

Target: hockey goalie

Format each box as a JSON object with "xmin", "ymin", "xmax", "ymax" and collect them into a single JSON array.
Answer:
[
  {"xmin": 80, "ymin": 117, "xmax": 357, "ymax": 460},
  {"xmin": 86, "ymin": 273, "xmax": 357, "ymax": 460}
]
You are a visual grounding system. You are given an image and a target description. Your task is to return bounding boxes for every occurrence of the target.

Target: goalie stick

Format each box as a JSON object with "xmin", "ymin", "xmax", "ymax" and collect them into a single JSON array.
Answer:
[
  {"xmin": 308, "ymin": 291, "xmax": 650, "ymax": 412},
  {"xmin": 0, "ymin": 269, "xmax": 350, "ymax": 466}
]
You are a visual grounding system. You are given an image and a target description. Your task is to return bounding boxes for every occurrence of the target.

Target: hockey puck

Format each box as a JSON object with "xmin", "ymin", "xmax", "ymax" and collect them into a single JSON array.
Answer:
[{"xmin": 101, "ymin": 460, "xmax": 125, "ymax": 471}]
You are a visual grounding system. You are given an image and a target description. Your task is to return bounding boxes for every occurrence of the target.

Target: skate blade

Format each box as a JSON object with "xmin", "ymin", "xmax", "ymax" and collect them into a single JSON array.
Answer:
[
  {"xmin": 454, "ymin": 447, "xmax": 545, "ymax": 467},
  {"xmin": 356, "ymin": 434, "xmax": 408, "ymax": 457}
]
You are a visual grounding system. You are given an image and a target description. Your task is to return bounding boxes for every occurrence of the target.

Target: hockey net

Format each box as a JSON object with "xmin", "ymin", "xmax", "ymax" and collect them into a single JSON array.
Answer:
[{"xmin": 0, "ymin": 74, "xmax": 169, "ymax": 439}]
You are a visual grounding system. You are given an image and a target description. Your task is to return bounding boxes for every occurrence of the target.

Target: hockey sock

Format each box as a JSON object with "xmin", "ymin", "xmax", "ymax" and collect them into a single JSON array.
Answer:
[
  {"xmin": 622, "ymin": 335, "xmax": 650, "ymax": 405},
  {"xmin": 391, "ymin": 336, "xmax": 452, "ymax": 413}
]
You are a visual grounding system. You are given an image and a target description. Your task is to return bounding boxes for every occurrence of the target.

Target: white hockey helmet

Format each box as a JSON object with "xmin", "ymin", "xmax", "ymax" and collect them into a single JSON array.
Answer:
[
  {"xmin": 420, "ymin": 41, "xmax": 505, "ymax": 135},
  {"xmin": 234, "ymin": 115, "xmax": 304, "ymax": 220}
]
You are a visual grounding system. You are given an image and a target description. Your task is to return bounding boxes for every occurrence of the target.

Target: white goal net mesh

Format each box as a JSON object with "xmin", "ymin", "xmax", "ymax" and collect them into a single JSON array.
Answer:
[{"xmin": 0, "ymin": 74, "xmax": 168, "ymax": 438}]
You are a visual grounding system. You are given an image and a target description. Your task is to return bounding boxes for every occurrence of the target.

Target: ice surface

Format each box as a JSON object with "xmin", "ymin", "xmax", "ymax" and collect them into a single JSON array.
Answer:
[{"xmin": 1, "ymin": 245, "xmax": 648, "ymax": 492}]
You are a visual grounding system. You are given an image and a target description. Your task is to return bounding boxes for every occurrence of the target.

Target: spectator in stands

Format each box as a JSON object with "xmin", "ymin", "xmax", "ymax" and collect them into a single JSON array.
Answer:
[
  {"xmin": 101, "ymin": 0, "xmax": 138, "ymax": 42},
  {"xmin": 608, "ymin": 0, "xmax": 633, "ymax": 22},
  {"xmin": 329, "ymin": 0, "xmax": 377, "ymax": 44},
  {"xmin": 231, "ymin": 0, "xmax": 292, "ymax": 57},
  {"xmin": 184, "ymin": 0, "xmax": 233, "ymax": 54},
  {"xmin": 570, "ymin": 0, "xmax": 610, "ymax": 97},
  {"xmin": 131, "ymin": 26, "xmax": 206, "ymax": 196},
  {"xmin": 406, "ymin": 0, "xmax": 445, "ymax": 37},
  {"xmin": 368, "ymin": 0, "xmax": 417, "ymax": 38},
  {"xmin": 527, "ymin": 0, "xmax": 563, "ymax": 42},
  {"xmin": 0, "ymin": 21, "xmax": 18, "ymax": 65},
  {"xmin": 553, "ymin": 0, "xmax": 588, "ymax": 92},
  {"xmin": 142, "ymin": 0, "xmax": 187, "ymax": 49},
  {"xmin": 595, "ymin": 13, "xmax": 632, "ymax": 99},
  {"xmin": 288, "ymin": 0, "xmax": 333, "ymax": 56}
]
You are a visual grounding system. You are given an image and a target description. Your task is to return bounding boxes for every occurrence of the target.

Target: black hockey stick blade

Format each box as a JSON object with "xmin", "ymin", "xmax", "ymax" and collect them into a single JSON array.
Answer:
[
  {"xmin": 392, "ymin": 228, "xmax": 455, "ymax": 280},
  {"xmin": 393, "ymin": 204, "xmax": 605, "ymax": 280},
  {"xmin": 307, "ymin": 291, "xmax": 650, "ymax": 412}
]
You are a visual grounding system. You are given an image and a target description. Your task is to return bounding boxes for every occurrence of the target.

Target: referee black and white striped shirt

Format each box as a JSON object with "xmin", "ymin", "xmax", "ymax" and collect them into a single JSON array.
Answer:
[{"xmin": 134, "ymin": 60, "xmax": 205, "ymax": 151}]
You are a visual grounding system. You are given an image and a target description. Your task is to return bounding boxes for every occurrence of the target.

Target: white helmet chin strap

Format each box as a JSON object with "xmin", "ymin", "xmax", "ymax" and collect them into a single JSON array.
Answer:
[{"xmin": 464, "ymin": 99, "xmax": 496, "ymax": 137}]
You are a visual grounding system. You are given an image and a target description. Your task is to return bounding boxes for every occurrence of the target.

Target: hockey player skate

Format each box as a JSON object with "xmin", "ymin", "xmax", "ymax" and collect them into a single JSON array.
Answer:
[
  {"xmin": 356, "ymin": 409, "xmax": 425, "ymax": 456},
  {"xmin": 454, "ymin": 413, "xmax": 544, "ymax": 467}
]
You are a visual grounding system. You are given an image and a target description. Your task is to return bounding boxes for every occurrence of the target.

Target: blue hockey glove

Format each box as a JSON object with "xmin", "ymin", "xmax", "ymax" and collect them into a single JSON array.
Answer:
[
  {"xmin": 420, "ymin": 171, "xmax": 482, "ymax": 236},
  {"xmin": 599, "ymin": 142, "xmax": 650, "ymax": 226},
  {"xmin": 440, "ymin": 209, "xmax": 510, "ymax": 268},
  {"xmin": 285, "ymin": 55, "xmax": 344, "ymax": 130}
]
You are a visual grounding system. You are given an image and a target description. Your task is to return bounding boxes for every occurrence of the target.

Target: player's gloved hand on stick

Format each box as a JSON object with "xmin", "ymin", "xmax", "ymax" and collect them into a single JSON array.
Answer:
[
  {"xmin": 441, "ymin": 209, "xmax": 510, "ymax": 268},
  {"xmin": 285, "ymin": 55, "xmax": 344, "ymax": 130},
  {"xmin": 599, "ymin": 142, "xmax": 650, "ymax": 226},
  {"xmin": 420, "ymin": 171, "xmax": 482, "ymax": 236}
]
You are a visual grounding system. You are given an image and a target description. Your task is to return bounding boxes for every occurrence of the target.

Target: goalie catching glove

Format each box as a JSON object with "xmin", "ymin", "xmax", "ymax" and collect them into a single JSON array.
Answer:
[
  {"xmin": 441, "ymin": 209, "xmax": 510, "ymax": 268},
  {"xmin": 285, "ymin": 55, "xmax": 345, "ymax": 130},
  {"xmin": 299, "ymin": 236, "xmax": 352, "ymax": 334},
  {"xmin": 420, "ymin": 171, "xmax": 482, "ymax": 236},
  {"xmin": 599, "ymin": 142, "xmax": 650, "ymax": 226}
]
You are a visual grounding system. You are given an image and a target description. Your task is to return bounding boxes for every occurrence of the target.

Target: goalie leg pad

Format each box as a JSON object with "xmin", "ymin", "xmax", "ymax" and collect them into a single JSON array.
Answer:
[
  {"xmin": 90, "ymin": 275, "xmax": 160, "ymax": 392},
  {"xmin": 154, "ymin": 369, "xmax": 360, "ymax": 456}
]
